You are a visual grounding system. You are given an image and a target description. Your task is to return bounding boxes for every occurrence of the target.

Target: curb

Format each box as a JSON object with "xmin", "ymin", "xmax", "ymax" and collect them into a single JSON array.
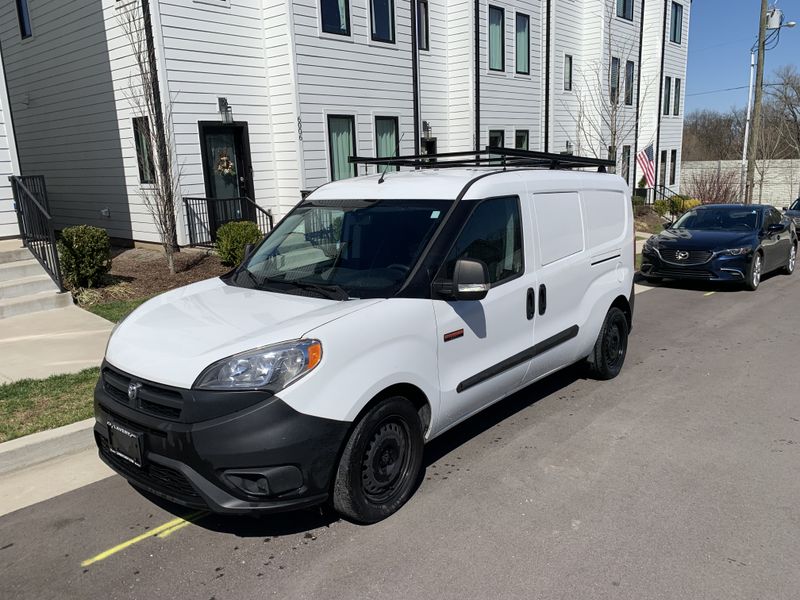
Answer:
[{"xmin": 0, "ymin": 418, "xmax": 96, "ymax": 476}]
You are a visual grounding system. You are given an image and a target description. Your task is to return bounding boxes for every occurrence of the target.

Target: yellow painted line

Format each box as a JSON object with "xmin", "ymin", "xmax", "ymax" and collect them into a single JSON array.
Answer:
[
  {"xmin": 704, "ymin": 291, "xmax": 716, "ymax": 296},
  {"xmin": 156, "ymin": 520, "xmax": 193, "ymax": 539},
  {"xmin": 81, "ymin": 511, "xmax": 207, "ymax": 567}
]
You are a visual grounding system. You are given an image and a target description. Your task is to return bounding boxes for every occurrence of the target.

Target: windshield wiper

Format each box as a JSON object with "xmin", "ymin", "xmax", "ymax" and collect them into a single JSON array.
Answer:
[
  {"xmin": 237, "ymin": 268, "xmax": 261, "ymax": 288},
  {"xmin": 285, "ymin": 280, "xmax": 350, "ymax": 301}
]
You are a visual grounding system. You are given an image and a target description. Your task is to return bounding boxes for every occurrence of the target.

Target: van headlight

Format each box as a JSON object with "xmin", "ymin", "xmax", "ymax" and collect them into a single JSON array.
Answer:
[{"xmin": 195, "ymin": 339, "xmax": 322, "ymax": 391}]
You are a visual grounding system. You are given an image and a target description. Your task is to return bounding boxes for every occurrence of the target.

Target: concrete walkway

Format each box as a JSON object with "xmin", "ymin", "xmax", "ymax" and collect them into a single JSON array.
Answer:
[{"xmin": 0, "ymin": 305, "xmax": 113, "ymax": 384}]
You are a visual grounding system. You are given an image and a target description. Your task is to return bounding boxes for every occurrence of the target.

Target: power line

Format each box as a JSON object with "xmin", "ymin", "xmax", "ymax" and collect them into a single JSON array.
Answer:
[{"xmin": 687, "ymin": 83, "xmax": 782, "ymax": 97}]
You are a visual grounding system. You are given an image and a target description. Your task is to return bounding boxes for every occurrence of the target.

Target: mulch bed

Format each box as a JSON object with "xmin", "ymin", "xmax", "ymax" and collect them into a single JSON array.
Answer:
[{"xmin": 77, "ymin": 247, "xmax": 230, "ymax": 305}]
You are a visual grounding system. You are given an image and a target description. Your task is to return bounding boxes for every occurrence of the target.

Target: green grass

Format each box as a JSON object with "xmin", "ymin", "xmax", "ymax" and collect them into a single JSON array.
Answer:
[
  {"xmin": 86, "ymin": 297, "xmax": 149, "ymax": 323},
  {"xmin": 636, "ymin": 253, "xmax": 643, "ymax": 270},
  {"xmin": 0, "ymin": 368, "xmax": 100, "ymax": 443}
]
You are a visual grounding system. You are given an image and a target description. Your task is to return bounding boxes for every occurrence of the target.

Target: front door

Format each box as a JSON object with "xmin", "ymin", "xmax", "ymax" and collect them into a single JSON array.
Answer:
[
  {"xmin": 432, "ymin": 196, "xmax": 536, "ymax": 432},
  {"xmin": 199, "ymin": 123, "xmax": 254, "ymax": 200}
]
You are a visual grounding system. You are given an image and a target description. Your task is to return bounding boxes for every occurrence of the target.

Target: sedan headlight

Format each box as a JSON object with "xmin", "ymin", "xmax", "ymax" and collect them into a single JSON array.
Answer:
[
  {"xmin": 195, "ymin": 339, "xmax": 322, "ymax": 391},
  {"xmin": 718, "ymin": 246, "xmax": 752, "ymax": 256}
]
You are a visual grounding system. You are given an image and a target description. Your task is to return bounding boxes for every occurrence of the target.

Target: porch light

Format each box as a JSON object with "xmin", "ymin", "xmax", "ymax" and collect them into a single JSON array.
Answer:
[{"xmin": 218, "ymin": 97, "xmax": 234, "ymax": 124}]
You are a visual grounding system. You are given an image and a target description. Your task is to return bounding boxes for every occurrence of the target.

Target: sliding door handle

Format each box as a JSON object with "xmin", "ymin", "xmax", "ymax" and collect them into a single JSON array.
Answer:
[
  {"xmin": 526, "ymin": 288, "xmax": 535, "ymax": 320},
  {"xmin": 538, "ymin": 284, "xmax": 547, "ymax": 316}
]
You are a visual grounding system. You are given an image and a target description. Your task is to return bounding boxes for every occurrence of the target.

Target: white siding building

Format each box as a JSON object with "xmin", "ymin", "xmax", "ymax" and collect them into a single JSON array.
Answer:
[
  {"xmin": 0, "ymin": 51, "xmax": 20, "ymax": 239},
  {"xmin": 0, "ymin": 0, "xmax": 690, "ymax": 245}
]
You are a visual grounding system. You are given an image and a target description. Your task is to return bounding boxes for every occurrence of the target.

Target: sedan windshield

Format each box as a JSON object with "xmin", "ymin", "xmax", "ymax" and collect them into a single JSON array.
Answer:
[
  {"xmin": 672, "ymin": 207, "xmax": 760, "ymax": 231},
  {"xmin": 233, "ymin": 199, "xmax": 452, "ymax": 299},
  {"xmin": 790, "ymin": 199, "xmax": 800, "ymax": 211}
]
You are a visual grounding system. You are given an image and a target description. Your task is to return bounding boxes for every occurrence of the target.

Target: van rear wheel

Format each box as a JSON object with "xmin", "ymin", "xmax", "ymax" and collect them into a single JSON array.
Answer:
[
  {"xmin": 332, "ymin": 396, "xmax": 424, "ymax": 524},
  {"xmin": 587, "ymin": 307, "xmax": 629, "ymax": 380}
]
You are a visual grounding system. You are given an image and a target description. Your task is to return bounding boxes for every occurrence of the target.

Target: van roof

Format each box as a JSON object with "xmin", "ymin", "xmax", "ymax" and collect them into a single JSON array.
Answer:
[{"xmin": 308, "ymin": 168, "xmax": 627, "ymax": 202}]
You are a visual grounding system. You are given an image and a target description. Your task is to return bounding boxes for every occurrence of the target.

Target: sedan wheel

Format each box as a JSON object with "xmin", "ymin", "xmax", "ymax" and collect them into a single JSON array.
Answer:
[
  {"xmin": 746, "ymin": 252, "xmax": 762, "ymax": 291},
  {"xmin": 784, "ymin": 244, "xmax": 797, "ymax": 275}
]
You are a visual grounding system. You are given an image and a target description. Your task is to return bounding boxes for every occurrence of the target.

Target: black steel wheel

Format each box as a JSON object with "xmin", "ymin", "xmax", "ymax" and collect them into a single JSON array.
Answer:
[
  {"xmin": 587, "ymin": 307, "xmax": 629, "ymax": 380},
  {"xmin": 332, "ymin": 396, "xmax": 423, "ymax": 524}
]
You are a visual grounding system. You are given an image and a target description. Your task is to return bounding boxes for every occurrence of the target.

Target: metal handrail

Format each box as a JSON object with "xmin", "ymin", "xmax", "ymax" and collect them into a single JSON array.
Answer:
[
  {"xmin": 10, "ymin": 175, "xmax": 64, "ymax": 292},
  {"xmin": 183, "ymin": 196, "xmax": 273, "ymax": 248}
]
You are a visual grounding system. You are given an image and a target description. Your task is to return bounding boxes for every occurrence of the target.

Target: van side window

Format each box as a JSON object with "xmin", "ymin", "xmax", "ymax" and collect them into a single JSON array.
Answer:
[{"xmin": 441, "ymin": 196, "xmax": 523, "ymax": 285}]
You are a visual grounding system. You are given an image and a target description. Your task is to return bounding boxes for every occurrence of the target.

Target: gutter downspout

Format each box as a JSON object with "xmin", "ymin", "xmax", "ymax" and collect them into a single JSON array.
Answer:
[
  {"xmin": 474, "ymin": 0, "xmax": 481, "ymax": 151},
  {"xmin": 544, "ymin": 0, "xmax": 552, "ymax": 152},
  {"xmin": 632, "ymin": 0, "xmax": 646, "ymax": 190},
  {"xmin": 654, "ymin": 0, "xmax": 668, "ymax": 192},
  {"xmin": 412, "ymin": 0, "xmax": 420, "ymax": 154}
]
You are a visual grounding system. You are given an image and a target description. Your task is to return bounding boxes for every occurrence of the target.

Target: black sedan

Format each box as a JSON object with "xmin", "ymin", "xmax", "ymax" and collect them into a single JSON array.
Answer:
[{"xmin": 641, "ymin": 204, "xmax": 797, "ymax": 290}]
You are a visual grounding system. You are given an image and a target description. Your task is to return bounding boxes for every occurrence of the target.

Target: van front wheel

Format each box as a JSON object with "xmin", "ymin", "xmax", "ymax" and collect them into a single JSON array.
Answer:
[
  {"xmin": 332, "ymin": 397, "xmax": 424, "ymax": 524},
  {"xmin": 587, "ymin": 307, "xmax": 629, "ymax": 380}
]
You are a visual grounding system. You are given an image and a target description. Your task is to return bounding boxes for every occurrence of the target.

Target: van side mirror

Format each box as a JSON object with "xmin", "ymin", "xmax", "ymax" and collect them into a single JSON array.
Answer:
[{"xmin": 452, "ymin": 258, "xmax": 490, "ymax": 301}]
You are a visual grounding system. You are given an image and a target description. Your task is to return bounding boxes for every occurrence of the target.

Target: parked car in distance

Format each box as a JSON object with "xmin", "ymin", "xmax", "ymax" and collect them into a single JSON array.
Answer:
[
  {"xmin": 93, "ymin": 151, "xmax": 635, "ymax": 524},
  {"xmin": 641, "ymin": 204, "xmax": 797, "ymax": 290},
  {"xmin": 784, "ymin": 198, "xmax": 800, "ymax": 230}
]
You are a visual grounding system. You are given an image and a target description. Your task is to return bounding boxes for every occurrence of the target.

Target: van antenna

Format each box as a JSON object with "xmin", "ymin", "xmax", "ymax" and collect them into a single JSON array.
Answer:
[{"xmin": 378, "ymin": 132, "xmax": 406, "ymax": 184}]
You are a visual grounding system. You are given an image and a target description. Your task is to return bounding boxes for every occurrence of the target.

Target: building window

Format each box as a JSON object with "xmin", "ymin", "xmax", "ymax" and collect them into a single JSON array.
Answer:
[
  {"xmin": 670, "ymin": 149, "xmax": 677, "ymax": 185},
  {"xmin": 515, "ymin": 130, "xmax": 529, "ymax": 150},
  {"xmin": 625, "ymin": 61, "xmax": 635, "ymax": 106},
  {"xmin": 488, "ymin": 6, "xmax": 505, "ymax": 71},
  {"xmin": 515, "ymin": 13, "xmax": 529, "ymax": 75},
  {"xmin": 489, "ymin": 130, "xmax": 505, "ymax": 148},
  {"xmin": 328, "ymin": 115, "xmax": 356, "ymax": 181},
  {"xmin": 616, "ymin": 0, "xmax": 633, "ymax": 21},
  {"xmin": 375, "ymin": 116, "xmax": 399, "ymax": 172},
  {"xmin": 674, "ymin": 78, "xmax": 681, "ymax": 116},
  {"xmin": 16, "ymin": 0, "xmax": 32, "ymax": 39},
  {"xmin": 321, "ymin": 0, "xmax": 350, "ymax": 36},
  {"xmin": 564, "ymin": 54, "xmax": 573, "ymax": 91},
  {"xmin": 133, "ymin": 118, "xmax": 155, "ymax": 184},
  {"xmin": 659, "ymin": 150, "xmax": 668, "ymax": 187},
  {"xmin": 670, "ymin": 2, "xmax": 683, "ymax": 44},
  {"xmin": 663, "ymin": 77, "xmax": 672, "ymax": 115},
  {"xmin": 371, "ymin": 0, "xmax": 395, "ymax": 43},
  {"xmin": 417, "ymin": 0, "xmax": 429, "ymax": 51},
  {"xmin": 621, "ymin": 145, "xmax": 631, "ymax": 184},
  {"xmin": 610, "ymin": 57, "xmax": 620, "ymax": 104}
]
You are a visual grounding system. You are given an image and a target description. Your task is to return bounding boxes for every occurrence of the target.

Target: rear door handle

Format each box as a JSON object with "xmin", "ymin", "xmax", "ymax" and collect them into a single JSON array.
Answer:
[
  {"xmin": 526, "ymin": 288, "xmax": 535, "ymax": 320},
  {"xmin": 538, "ymin": 284, "xmax": 547, "ymax": 316}
]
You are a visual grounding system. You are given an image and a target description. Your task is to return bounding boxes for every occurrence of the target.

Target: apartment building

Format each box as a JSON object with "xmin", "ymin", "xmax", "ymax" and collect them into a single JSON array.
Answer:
[
  {"xmin": 0, "ymin": 0, "xmax": 690, "ymax": 245},
  {"xmin": 0, "ymin": 54, "xmax": 20, "ymax": 238}
]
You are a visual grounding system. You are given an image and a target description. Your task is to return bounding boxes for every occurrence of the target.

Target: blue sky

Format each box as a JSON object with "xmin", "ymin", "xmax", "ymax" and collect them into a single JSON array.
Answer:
[{"xmin": 685, "ymin": 0, "xmax": 800, "ymax": 113}]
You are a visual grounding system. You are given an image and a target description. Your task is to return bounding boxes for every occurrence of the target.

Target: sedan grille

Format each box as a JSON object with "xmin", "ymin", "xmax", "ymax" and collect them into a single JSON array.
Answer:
[{"xmin": 658, "ymin": 248, "xmax": 714, "ymax": 265}]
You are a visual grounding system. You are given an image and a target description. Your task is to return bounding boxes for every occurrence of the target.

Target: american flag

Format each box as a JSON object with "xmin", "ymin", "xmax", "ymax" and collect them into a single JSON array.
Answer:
[{"xmin": 636, "ymin": 143, "xmax": 656, "ymax": 187}]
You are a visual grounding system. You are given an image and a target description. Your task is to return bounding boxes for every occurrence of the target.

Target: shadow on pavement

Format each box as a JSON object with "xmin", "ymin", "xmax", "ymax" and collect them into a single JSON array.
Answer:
[{"xmin": 633, "ymin": 271, "xmax": 783, "ymax": 293}]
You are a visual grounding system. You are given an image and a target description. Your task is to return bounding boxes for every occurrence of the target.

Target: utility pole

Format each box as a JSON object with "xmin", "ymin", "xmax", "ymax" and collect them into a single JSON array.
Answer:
[{"xmin": 745, "ymin": 0, "xmax": 769, "ymax": 204}]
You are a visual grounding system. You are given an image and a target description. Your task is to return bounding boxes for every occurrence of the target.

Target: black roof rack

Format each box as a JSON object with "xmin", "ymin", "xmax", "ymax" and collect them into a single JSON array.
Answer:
[{"xmin": 349, "ymin": 147, "xmax": 615, "ymax": 173}]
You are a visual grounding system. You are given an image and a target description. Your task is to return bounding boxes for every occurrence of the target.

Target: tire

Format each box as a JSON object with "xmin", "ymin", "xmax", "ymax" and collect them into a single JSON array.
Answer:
[
  {"xmin": 746, "ymin": 251, "xmax": 763, "ymax": 291},
  {"xmin": 783, "ymin": 244, "xmax": 796, "ymax": 275},
  {"xmin": 332, "ymin": 396, "xmax": 424, "ymax": 524},
  {"xmin": 587, "ymin": 307, "xmax": 629, "ymax": 380}
]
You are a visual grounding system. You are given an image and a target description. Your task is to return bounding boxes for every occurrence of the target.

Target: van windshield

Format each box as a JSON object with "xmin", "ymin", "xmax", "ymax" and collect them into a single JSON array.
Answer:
[{"xmin": 232, "ymin": 199, "xmax": 452, "ymax": 299}]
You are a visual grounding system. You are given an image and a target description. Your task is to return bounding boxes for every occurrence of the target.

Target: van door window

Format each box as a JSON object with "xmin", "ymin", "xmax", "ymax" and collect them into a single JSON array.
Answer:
[{"xmin": 440, "ymin": 196, "xmax": 523, "ymax": 285}]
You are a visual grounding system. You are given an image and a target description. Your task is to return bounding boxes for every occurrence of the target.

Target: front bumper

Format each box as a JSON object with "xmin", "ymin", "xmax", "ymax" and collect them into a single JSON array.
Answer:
[
  {"xmin": 641, "ymin": 248, "xmax": 750, "ymax": 281},
  {"xmin": 93, "ymin": 365, "xmax": 350, "ymax": 514}
]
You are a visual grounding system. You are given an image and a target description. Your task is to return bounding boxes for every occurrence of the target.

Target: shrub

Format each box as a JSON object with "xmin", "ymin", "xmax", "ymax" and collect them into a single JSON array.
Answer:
[
  {"xmin": 216, "ymin": 221, "xmax": 262, "ymax": 266},
  {"xmin": 669, "ymin": 195, "xmax": 701, "ymax": 216},
  {"xmin": 57, "ymin": 225, "xmax": 112, "ymax": 288},
  {"xmin": 653, "ymin": 199, "xmax": 670, "ymax": 217}
]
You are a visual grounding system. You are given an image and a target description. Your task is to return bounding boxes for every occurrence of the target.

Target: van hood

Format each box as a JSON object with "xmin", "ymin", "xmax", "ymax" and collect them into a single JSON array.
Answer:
[{"xmin": 105, "ymin": 277, "xmax": 383, "ymax": 388}]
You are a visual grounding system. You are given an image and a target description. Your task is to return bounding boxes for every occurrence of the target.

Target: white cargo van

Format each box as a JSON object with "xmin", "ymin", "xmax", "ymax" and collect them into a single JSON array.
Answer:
[{"xmin": 94, "ymin": 149, "xmax": 634, "ymax": 523}]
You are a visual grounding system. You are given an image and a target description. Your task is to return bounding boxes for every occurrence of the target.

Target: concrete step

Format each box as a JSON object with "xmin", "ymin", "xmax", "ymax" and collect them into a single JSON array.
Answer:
[
  {"xmin": 0, "ymin": 274, "xmax": 58, "ymax": 299},
  {"xmin": 0, "ymin": 247, "xmax": 33, "ymax": 264},
  {"xmin": 0, "ymin": 258, "xmax": 43, "ymax": 281},
  {"xmin": 0, "ymin": 290, "xmax": 72, "ymax": 319}
]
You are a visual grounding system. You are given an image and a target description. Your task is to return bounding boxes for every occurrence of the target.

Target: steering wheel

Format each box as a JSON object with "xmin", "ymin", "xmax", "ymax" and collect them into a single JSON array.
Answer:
[{"xmin": 386, "ymin": 263, "xmax": 410, "ymax": 274}]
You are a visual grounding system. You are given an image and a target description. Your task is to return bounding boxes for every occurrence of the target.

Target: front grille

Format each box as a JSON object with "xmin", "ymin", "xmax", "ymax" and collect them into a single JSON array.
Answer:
[
  {"xmin": 652, "ymin": 267, "xmax": 714, "ymax": 280},
  {"xmin": 658, "ymin": 248, "xmax": 713, "ymax": 265},
  {"xmin": 99, "ymin": 435, "xmax": 204, "ymax": 504},
  {"xmin": 103, "ymin": 366, "xmax": 184, "ymax": 421}
]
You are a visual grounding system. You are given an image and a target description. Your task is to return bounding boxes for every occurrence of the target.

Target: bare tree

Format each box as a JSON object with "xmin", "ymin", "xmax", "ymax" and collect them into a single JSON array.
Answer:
[
  {"xmin": 574, "ymin": 3, "xmax": 649, "ymax": 173},
  {"xmin": 685, "ymin": 168, "xmax": 739, "ymax": 204},
  {"xmin": 768, "ymin": 66, "xmax": 800, "ymax": 160},
  {"xmin": 682, "ymin": 109, "xmax": 745, "ymax": 161},
  {"xmin": 118, "ymin": 2, "xmax": 180, "ymax": 274}
]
